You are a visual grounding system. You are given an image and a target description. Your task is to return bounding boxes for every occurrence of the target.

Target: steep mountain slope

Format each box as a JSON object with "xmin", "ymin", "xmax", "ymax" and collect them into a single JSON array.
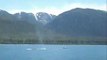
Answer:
[{"xmin": 47, "ymin": 8, "xmax": 107, "ymax": 37}]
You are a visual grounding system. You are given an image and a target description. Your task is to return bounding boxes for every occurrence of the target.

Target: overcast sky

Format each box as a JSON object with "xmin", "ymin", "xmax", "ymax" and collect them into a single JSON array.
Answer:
[{"xmin": 0, "ymin": 0, "xmax": 106, "ymax": 15}]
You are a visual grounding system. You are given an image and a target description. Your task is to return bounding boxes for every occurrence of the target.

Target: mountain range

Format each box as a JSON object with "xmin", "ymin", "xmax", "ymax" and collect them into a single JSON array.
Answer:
[{"xmin": 0, "ymin": 8, "xmax": 107, "ymax": 44}]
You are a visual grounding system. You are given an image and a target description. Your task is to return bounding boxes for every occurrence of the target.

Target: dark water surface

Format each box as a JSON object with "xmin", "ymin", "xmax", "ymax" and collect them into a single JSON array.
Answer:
[{"xmin": 0, "ymin": 44, "xmax": 106, "ymax": 60}]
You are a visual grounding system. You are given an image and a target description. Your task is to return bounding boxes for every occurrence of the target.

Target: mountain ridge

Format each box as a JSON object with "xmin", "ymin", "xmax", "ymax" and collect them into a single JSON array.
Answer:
[
  {"xmin": 0, "ymin": 8, "xmax": 107, "ymax": 44},
  {"xmin": 46, "ymin": 8, "xmax": 107, "ymax": 37}
]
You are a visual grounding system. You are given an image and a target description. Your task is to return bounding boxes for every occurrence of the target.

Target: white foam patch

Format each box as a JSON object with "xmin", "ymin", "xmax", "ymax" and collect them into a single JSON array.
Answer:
[
  {"xmin": 26, "ymin": 48, "xmax": 32, "ymax": 51},
  {"xmin": 39, "ymin": 47, "xmax": 47, "ymax": 51}
]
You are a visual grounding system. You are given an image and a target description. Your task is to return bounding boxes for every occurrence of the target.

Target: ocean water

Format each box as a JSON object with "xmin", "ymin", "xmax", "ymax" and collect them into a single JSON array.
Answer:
[{"xmin": 0, "ymin": 44, "xmax": 106, "ymax": 60}]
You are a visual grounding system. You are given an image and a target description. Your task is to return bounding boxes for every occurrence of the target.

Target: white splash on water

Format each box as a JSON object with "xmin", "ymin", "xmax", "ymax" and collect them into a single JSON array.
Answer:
[
  {"xmin": 26, "ymin": 48, "xmax": 32, "ymax": 51},
  {"xmin": 39, "ymin": 47, "xmax": 47, "ymax": 51}
]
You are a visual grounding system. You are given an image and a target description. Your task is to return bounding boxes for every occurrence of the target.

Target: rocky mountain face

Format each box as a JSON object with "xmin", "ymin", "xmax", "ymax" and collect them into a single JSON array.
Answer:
[
  {"xmin": 35, "ymin": 12, "xmax": 56, "ymax": 25},
  {"xmin": 14, "ymin": 12, "xmax": 56, "ymax": 25}
]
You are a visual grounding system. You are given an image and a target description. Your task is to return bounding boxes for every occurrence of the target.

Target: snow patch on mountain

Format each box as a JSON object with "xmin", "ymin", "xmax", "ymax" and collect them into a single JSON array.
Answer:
[{"xmin": 35, "ymin": 12, "xmax": 56, "ymax": 25}]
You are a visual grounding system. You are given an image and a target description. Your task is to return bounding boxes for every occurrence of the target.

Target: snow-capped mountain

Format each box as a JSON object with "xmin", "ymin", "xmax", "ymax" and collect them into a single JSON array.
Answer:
[
  {"xmin": 14, "ymin": 12, "xmax": 56, "ymax": 25},
  {"xmin": 35, "ymin": 12, "xmax": 56, "ymax": 25}
]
